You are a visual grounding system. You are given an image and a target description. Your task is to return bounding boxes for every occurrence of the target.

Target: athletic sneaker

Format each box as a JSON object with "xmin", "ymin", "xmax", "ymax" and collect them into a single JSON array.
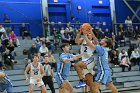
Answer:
[{"xmin": 75, "ymin": 81, "xmax": 86, "ymax": 88}]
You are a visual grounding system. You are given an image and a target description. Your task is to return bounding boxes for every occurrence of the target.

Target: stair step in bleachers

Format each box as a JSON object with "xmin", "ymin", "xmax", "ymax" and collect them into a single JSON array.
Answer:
[
  {"xmin": 124, "ymin": 81, "xmax": 140, "ymax": 87},
  {"xmin": 112, "ymin": 70, "xmax": 140, "ymax": 78},
  {"xmin": 116, "ymin": 76, "xmax": 140, "ymax": 82}
]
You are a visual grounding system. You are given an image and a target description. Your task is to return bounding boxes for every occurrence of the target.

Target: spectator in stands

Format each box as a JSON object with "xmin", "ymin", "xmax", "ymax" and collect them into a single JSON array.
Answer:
[
  {"xmin": 28, "ymin": 43, "xmax": 38, "ymax": 60},
  {"xmin": 104, "ymin": 28, "xmax": 112, "ymax": 38},
  {"xmin": 130, "ymin": 47, "xmax": 140, "ymax": 66},
  {"xmin": 43, "ymin": 16, "xmax": 49, "ymax": 36},
  {"xmin": 45, "ymin": 37, "xmax": 55, "ymax": 52},
  {"xmin": 39, "ymin": 43, "xmax": 48, "ymax": 56},
  {"xmin": 134, "ymin": 26, "xmax": 140, "ymax": 39},
  {"xmin": 48, "ymin": 51, "xmax": 56, "ymax": 70},
  {"xmin": 0, "ymin": 24, "xmax": 6, "ymax": 37},
  {"xmin": 60, "ymin": 27, "xmax": 65, "ymax": 35},
  {"xmin": 127, "ymin": 45, "xmax": 134, "ymax": 58},
  {"xmin": 1, "ymin": 32, "xmax": 9, "ymax": 46},
  {"xmin": 7, "ymin": 40, "xmax": 16, "ymax": 60},
  {"xmin": 3, "ymin": 14, "xmax": 12, "ymax": 35},
  {"xmin": 65, "ymin": 23, "xmax": 75, "ymax": 40},
  {"xmin": 118, "ymin": 24, "xmax": 124, "ymax": 32},
  {"xmin": 112, "ymin": 33, "xmax": 118, "ymax": 49},
  {"xmin": 61, "ymin": 30, "xmax": 71, "ymax": 43},
  {"xmin": 120, "ymin": 55, "xmax": 131, "ymax": 72},
  {"xmin": 125, "ymin": 16, "xmax": 132, "ymax": 27},
  {"xmin": 0, "ymin": 42, "xmax": 5, "ymax": 69},
  {"xmin": 52, "ymin": 27, "xmax": 61, "ymax": 44},
  {"xmin": 118, "ymin": 29, "xmax": 125, "ymax": 47},
  {"xmin": 3, "ymin": 48, "xmax": 15, "ymax": 70},
  {"xmin": 38, "ymin": 52, "xmax": 44, "ymax": 63},
  {"xmin": 3, "ymin": 14, "xmax": 11, "ymax": 23},
  {"xmin": 119, "ymin": 49, "xmax": 128, "ymax": 62},
  {"xmin": 34, "ymin": 36, "xmax": 41, "ymax": 51},
  {"xmin": 110, "ymin": 50, "xmax": 119, "ymax": 66},
  {"xmin": 97, "ymin": 28, "xmax": 104, "ymax": 40},
  {"xmin": 138, "ymin": 43, "xmax": 140, "ymax": 55},
  {"xmin": 137, "ymin": 44, "xmax": 140, "ymax": 70},
  {"xmin": 20, "ymin": 23, "xmax": 31, "ymax": 39},
  {"xmin": 9, "ymin": 31, "xmax": 20, "ymax": 47},
  {"xmin": 42, "ymin": 55, "xmax": 55, "ymax": 93}
]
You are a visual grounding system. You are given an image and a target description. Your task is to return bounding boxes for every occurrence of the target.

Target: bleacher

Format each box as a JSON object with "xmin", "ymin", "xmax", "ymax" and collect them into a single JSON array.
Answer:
[{"xmin": 4, "ymin": 37, "xmax": 140, "ymax": 93}]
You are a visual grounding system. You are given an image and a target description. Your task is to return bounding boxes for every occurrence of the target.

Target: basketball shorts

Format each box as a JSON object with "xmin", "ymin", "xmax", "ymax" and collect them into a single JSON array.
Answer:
[
  {"xmin": 55, "ymin": 73, "xmax": 67, "ymax": 88},
  {"xmin": 82, "ymin": 56, "xmax": 96, "ymax": 74},
  {"xmin": 30, "ymin": 78, "xmax": 44, "ymax": 87},
  {"xmin": 95, "ymin": 70, "xmax": 112, "ymax": 84},
  {"xmin": 0, "ymin": 83, "xmax": 13, "ymax": 93}
]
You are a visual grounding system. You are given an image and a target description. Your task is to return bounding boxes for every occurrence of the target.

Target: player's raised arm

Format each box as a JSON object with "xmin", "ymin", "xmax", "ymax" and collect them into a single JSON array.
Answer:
[
  {"xmin": 90, "ymin": 28, "xmax": 99, "ymax": 45},
  {"xmin": 75, "ymin": 27, "xmax": 84, "ymax": 45}
]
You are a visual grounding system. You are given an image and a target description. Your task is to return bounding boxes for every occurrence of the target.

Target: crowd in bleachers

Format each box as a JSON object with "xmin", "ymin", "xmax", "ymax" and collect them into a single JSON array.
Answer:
[{"xmin": 0, "ymin": 24, "xmax": 20, "ymax": 70}]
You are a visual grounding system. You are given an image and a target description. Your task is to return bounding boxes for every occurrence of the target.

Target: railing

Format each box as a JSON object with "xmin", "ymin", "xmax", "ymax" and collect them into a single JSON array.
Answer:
[
  {"xmin": 0, "ymin": 23, "xmax": 30, "ymax": 36},
  {"xmin": 44, "ymin": 22, "xmax": 111, "ymax": 36},
  {"xmin": 113, "ymin": 23, "xmax": 140, "ymax": 35}
]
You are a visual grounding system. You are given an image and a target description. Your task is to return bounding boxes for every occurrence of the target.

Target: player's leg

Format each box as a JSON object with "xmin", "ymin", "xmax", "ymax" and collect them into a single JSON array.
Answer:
[
  {"xmin": 74, "ymin": 61, "xmax": 87, "ymax": 80},
  {"xmin": 29, "ymin": 84, "xmax": 35, "ymax": 93},
  {"xmin": 40, "ymin": 85, "xmax": 47, "ymax": 93},
  {"xmin": 29, "ymin": 78, "xmax": 35, "ymax": 93},
  {"xmin": 38, "ymin": 80, "xmax": 47, "ymax": 93},
  {"xmin": 107, "ymin": 82, "xmax": 118, "ymax": 93},
  {"xmin": 55, "ymin": 73, "xmax": 65, "ymax": 93},
  {"xmin": 59, "ymin": 87, "xmax": 65, "ymax": 93},
  {"xmin": 0, "ymin": 84, "xmax": 5, "ymax": 93},
  {"xmin": 6, "ymin": 83, "xmax": 13, "ymax": 93},
  {"xmin": 74, "ymin": 61, "xmax": 87, "ymax": 88},
  {"xmin": 63, "ymin": 80, "xmax": 73, "ymax": 93},
  {"xmin": 92, "ymin": 82, "xmax": 101, "ymax": 93},
  {"xmin": 85, "ymin": 73, "xmax": 94, "ymax": 92},
  {"xmin": 106, "ymin": 74, "xmax": 118, "ymax": 93}
]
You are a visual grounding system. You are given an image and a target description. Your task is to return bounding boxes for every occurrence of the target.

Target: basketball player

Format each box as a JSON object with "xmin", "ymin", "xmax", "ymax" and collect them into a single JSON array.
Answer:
[
  {"xmin": 0, "ymin": 71, "xmax": 13, "ymax": 93},
  {"xmin": 55, "ymin": 43, "xmax": 81, "ymax": 93},
  {"xmin": 25, "ymin": 54, "xmax": 47, "ymax": 93},
  {"xmin": 74, "ymin": 27, "xmax": 98, "ymax": 91},
  {"xmin": 83, "ymin": 30, "xmax": 118, "ymax": 93}
]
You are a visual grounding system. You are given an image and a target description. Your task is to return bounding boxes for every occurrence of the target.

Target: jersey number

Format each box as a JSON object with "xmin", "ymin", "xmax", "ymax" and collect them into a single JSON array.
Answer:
[
  {"xmin": 84, "ymin": 47, "xmax": 87, "ymax": 52},
  {"xmin": 34, "ymin": 71, "xmax": 38, "ymax": 75}
]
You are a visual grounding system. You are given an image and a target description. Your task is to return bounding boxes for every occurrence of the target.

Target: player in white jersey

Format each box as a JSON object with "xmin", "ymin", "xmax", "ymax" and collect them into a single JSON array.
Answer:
[
  {"xmin": 74, "ymin": 28, "xmax": 98, "ymax": 92},
  {"xmin": 25, "ymin": 54, "xmax": 47, "ymax": 93}
]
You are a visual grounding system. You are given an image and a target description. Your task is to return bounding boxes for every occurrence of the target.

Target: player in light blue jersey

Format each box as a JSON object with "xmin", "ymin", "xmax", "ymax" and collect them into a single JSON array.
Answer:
[
  {"xmin": 83, "ymin": 31, "xmax": 118, "ymax": 93},
  {"xmin": 0, "ymin": 71, "xmax": 13, "ymax": 93},
  {"xmin": 55, "ymin": 43, "xmax": 81, "ymax": 93}
]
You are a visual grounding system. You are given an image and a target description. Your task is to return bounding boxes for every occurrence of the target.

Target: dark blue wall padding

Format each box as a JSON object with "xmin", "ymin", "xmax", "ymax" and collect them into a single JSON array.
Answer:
[
  {"xmin": 0, "ymin": 0, "xmax": 43, "ymax": 37},
  {"xmin": 48, "ymin": 0, "xmax": 112, "ymax": 30},
  {"xmin": 115, "ymin": 0, "xmax": 140, "ymax": 23}
]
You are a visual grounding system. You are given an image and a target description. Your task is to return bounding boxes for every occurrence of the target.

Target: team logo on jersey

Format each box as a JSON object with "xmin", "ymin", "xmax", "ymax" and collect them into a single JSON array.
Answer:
[{"xmin": 33, "ymin": 69, "xmax": 39, "ymax": 75}]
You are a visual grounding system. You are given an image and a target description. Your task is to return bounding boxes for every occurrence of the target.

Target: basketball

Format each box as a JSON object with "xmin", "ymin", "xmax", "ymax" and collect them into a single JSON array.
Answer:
[{"xmin": 81, "ymin": 23, "xmax": 92, "ymax": 33}]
